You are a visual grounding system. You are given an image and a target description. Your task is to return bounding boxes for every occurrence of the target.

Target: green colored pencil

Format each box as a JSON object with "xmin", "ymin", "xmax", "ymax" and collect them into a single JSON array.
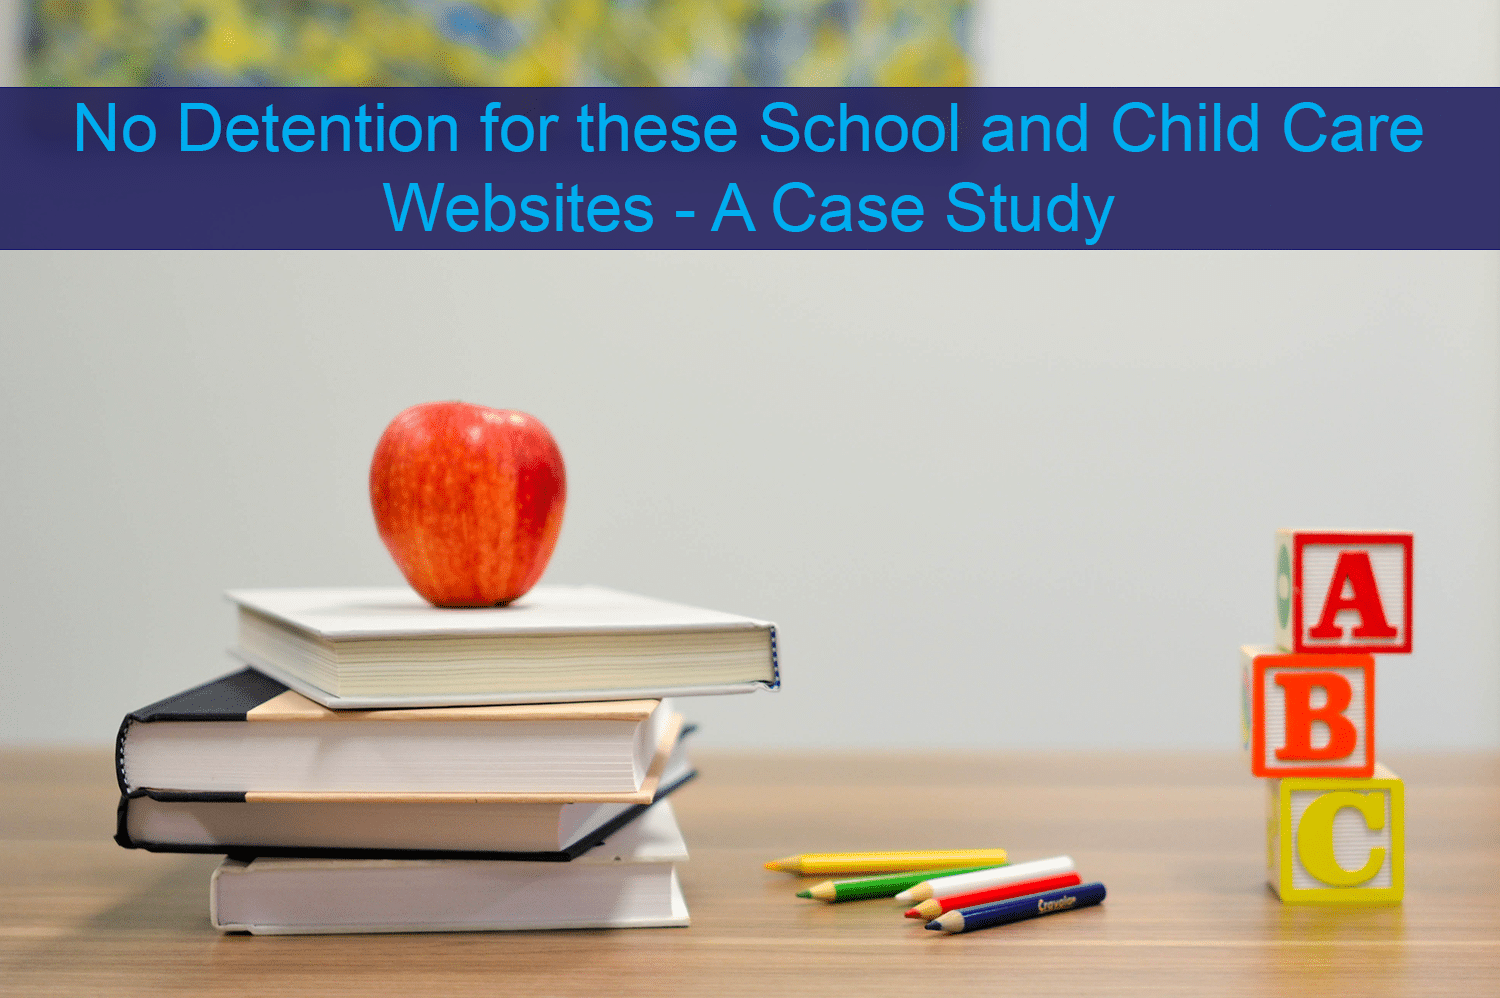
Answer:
[{"xmin": 795, "ymin": 864, "xmax": 1009, "ymax": 903}]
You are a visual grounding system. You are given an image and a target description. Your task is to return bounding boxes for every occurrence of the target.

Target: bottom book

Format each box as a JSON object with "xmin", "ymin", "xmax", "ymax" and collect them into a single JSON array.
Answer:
[{"xmin": 211, "ymin": 800, "xmax": 691, "ymax": 935}]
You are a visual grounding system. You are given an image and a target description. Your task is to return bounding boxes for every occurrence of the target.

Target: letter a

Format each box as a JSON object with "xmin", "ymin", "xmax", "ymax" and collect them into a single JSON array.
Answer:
[
  {"xmin": 1308, "ymin": 551, "xmax": 1398, "ymax": 640},
  {"xmin": 1274, "ymin": 672, "xmax": 1357, "ymax": 761},
  {"xmin": 711, "ymin": 183, "xmax": 755, "ymax": 232}
]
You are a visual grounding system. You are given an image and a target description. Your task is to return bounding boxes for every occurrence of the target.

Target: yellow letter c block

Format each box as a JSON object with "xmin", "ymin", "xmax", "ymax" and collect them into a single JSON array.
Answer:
[
  {"xmin": 1267, "ymin": 765, "xmax": 1403, "ymax": 905},
  {"xmin": 1295, "ymin": 791, "xmax": 1386, "ymax": 886}
]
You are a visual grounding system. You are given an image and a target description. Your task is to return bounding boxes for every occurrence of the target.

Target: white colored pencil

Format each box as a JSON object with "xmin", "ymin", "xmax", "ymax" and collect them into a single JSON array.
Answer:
[{"xmin": 895, "ymin": 855, "xmax": 1075, "ymax": 903}]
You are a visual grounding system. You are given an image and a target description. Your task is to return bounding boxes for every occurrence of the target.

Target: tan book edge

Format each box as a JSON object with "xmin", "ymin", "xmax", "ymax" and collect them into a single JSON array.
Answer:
[
  {"xmin": 244, "ymin": 689, "xmax": 658, "ymax": 723},
  {"xmin": 240, "ymin": 712, "xmax": 683, "ymax": 805}
]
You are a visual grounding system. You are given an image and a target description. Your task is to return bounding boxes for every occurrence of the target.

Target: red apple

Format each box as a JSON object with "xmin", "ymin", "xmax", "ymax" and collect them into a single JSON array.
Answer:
[{"xmin": 369, "ymin": 402, "xmax": 566, "ymax": 607}]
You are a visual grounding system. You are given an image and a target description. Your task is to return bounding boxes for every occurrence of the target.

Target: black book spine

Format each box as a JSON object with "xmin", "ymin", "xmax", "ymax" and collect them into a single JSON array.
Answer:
[
  {"xmin": 113, "ymin": 792, "xmax": 132, "ymax": 848},
  {"xmin": 115, "ymin": 668, "xmax": 288, "ymax": 795},
  {"xmin": 115, "ymin": 789, "xmax": 251, "ymax": 851},
  {"xmin": 114, "ymin": 714, "xmax": 132, "ymax": 796}
]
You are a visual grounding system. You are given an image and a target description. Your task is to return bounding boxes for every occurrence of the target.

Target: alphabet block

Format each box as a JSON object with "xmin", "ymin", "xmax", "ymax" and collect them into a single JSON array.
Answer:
[
  {"xmin": 1265, "ymin": 764, "xmax": 1403, "ymax": 905},
  {"xmin": 1239, "ymin": 658, "xmax": 1252, "ymax": 754},
  {"xmin": 1275, "ymin": 529, "xmax": 1412, "ymax": 654},
  {"xmin": 1242, "ymin": 646, "xmax": 1374, "ymax": 778}
]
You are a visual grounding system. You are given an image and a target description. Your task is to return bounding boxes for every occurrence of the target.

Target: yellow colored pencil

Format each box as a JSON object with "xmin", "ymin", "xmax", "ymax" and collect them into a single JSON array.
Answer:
[{"xmin": 763, "ymin": 849, "xmax": 1007, "ymax": 876}]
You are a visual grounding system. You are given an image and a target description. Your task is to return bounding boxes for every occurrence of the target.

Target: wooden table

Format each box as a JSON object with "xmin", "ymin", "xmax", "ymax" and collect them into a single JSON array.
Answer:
[{"xmin": 1, "ymin": 749, "xmax": 1495, "ymax": 996}]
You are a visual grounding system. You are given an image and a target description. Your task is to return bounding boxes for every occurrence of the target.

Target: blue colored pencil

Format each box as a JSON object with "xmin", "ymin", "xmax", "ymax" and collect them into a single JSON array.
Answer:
[{"xmin": 925, "ymin": 882, "xmax": 1106, "ymax": 934}]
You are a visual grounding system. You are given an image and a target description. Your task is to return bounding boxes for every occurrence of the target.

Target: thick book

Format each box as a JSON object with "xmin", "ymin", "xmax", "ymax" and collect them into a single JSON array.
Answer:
[
  {"xmin": 226, "ymin": 584, "xmax": 779, "ymax": 709},
  {"xmin": 210, "ymin": 800, "xmax": 692, "ymax": 934},
  {"xmin": 116, "ymin": 669, "xmax": 681, "ymax": 800},
  {"xmin": 115, "ymin": 727, "xmax": 697, "ymax": 860}
]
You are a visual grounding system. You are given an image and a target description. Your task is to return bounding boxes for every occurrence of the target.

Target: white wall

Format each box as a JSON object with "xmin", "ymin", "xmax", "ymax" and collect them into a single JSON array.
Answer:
[
  {"xmin": 1, "ymin": 3, "xmax": 1497, "ymax": 749},
  {"xmin": 979, "ymin": 1, "xmax": 1499, "ymax": 86}
]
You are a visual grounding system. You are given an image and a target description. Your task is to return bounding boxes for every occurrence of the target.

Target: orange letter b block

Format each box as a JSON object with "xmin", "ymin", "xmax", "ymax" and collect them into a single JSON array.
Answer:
[
  {"xmin": 1266, "ymin": 765, "xmax": 1404, "ymax": 905},
  {"xmin": 1242, "ymin": 646, "xmax": 1374, "ymax": 778}
]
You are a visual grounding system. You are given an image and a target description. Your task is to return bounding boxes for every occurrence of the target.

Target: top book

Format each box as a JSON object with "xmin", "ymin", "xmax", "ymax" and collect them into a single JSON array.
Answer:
[{"xmin": 227, "ymin": 585, "xmax": 779, "ymax": 709}]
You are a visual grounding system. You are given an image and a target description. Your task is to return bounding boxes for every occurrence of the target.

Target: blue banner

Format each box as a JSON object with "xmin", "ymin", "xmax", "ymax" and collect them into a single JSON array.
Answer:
[{"xmin": 2, "ymin": 87, "xmax": 1495, "ymax": 249}]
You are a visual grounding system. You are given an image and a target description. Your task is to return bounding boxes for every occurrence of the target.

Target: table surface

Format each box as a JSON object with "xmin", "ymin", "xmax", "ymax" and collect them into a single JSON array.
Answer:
[{"xmin": 1, "ymin": 748, "xmax": 1495, "ymax": 997}]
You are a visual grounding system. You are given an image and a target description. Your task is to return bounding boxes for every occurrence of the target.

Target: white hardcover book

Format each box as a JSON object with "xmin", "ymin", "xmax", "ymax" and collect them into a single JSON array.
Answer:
[
  {"xmin": 211, "ymin": 801, "xmax": 691, "ymax": 934},
  {"xmin": 227, "ymin": 584, "xmax": 779, "ymax": 709},
  {"xmin": 117, "ymin": 669, "xmax": 681, "ymax": 800},
  {"xmin": 120, "ymin": 736, "xmax": 696, "ymax": 858}
]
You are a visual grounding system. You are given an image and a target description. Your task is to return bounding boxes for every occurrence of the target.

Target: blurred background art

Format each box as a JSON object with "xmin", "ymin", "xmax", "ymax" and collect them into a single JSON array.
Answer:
[{"xmin": 23, "ymin": 0, "xmax": 972, "ymax": 86}]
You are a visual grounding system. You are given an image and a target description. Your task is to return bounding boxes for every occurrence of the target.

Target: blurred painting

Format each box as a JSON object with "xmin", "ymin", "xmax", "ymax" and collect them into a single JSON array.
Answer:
[{"xmin": 26, "ymin": 0, "xmax": 973, "ymax": 86}]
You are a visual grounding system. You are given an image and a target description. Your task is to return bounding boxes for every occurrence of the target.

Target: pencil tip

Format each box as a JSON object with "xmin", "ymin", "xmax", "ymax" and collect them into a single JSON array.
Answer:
[
  {"xmin": 795, "ymin": 890, "xmax": 811, "ymax": 898},
  {"xmin": 924, "ymin": 921, "xmax": 941, "ymax": 931},
  {"xmin": 903, "ymin": 909, "xmax": 921, "ymax": 919},
  {"xmin": 894, "ymin": 890, "xmax": 913, "ymax": 903}
]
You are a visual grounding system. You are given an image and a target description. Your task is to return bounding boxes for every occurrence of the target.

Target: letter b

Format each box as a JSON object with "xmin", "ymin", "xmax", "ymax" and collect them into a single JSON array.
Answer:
[
  {"xmin": 1274, "ymin": 672, "xmax": 1357, "ymax": 761},
  {"xmin": 1242, "ymin": 647, "xmax": 1373, "ymax": 778}
]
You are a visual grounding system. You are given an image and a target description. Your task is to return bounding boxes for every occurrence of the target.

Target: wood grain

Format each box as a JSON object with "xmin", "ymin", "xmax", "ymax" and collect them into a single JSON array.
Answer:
[{"xmin": 1, "ymin": 748, "xmax": 1495, "ymax": 997}]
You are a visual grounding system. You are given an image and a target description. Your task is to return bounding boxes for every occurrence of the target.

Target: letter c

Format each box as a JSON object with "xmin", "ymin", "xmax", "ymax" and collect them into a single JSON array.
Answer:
[
  {"xmin": 1296, "ymin": 790, "xmax": 1386, "ymax": 886},
  {"xmin": 1285, "ymin": 102, "xmax": 1327, "ymax": 152},
  {"xmin": 804, "ymin": 114, "xmax": 835, "ymax": 152},
  {"xmin": 773, "ymin": 182, "xmax": 815, "ymax": 232},
  {"xmin": 1112, "ymin": 102, "xmax": 1155, "ymax": 152}
]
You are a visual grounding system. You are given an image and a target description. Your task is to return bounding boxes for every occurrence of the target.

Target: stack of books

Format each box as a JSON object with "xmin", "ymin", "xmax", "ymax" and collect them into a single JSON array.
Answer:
[{"xmin": 114, "ymin": 584, "xmax": 778, "ymax": 934}]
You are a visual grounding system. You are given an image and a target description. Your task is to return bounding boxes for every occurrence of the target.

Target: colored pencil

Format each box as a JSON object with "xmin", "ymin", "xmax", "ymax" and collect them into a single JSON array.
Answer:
[
  {"xmin": 904, "ymin": 872, "xmax": 1083, "ymax": 919},
  {"xmin": 926, "ymin": 881, "xmax": 1106, "ymax": 934},
  {"xmin": 797, "ymin": 865, "xmax": 1008, "ymax": 902},
  {"xmin": 895, "ymin": 854, "xmax": 1074, "ymax": 903},
  {"xmin": 764, "ymin": 849, "xmax": 1008, "ymax": 876}
]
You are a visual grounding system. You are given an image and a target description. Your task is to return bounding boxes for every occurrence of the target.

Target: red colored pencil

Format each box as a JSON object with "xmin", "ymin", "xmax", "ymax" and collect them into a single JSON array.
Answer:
[{"xmin": 904, "ymin": 872, "xmax": 1083, "ymax": 920}]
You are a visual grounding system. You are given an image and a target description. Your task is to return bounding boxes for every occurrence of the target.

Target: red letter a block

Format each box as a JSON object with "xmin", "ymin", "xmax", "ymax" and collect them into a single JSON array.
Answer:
[
  {"xmin": 1275, "ymin": 530, "xmax": 1412, "ymax": 654},
  {"xmin": 1243, "ymin": 646, "xmax": 1375, "ymax": 778}
]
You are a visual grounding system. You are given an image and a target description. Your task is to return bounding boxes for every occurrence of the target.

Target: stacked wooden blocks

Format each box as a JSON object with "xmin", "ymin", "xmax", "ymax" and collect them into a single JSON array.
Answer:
[{"xmin": 1241, "ymin": 530, "xmax": 1412, "ymax": 905}]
